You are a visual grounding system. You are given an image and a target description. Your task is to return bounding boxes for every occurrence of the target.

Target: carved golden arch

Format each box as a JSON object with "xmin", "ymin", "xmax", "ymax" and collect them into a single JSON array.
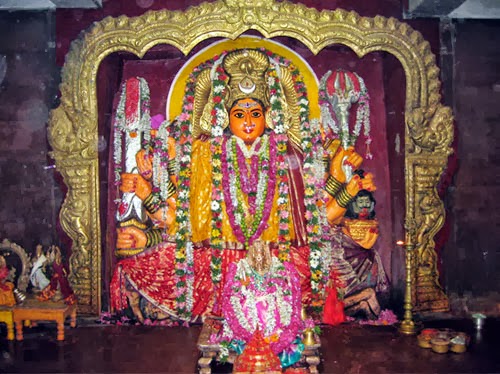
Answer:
[{"xmin": 48, "ymin": 0, "xmax": 454, "ymax": 315}]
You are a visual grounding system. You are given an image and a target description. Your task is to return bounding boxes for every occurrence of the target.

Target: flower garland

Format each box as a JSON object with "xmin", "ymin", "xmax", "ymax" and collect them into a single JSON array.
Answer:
[
  {"xmin": 209, "ymin": 59, "xmax": 228, "ymax": 286},
  {"xmin": 172, "ymin": 67, "xmax": 198, "ymax": 319},
  {"xmin": 149, "ymin": 121, "xmax": 171, "ymax": 202},
  {"xmin": 258, "ymin": 49, "xmax": 332, "ymax": 309},
  {"xmin": 221, "ymin": 134, "xmax": 277, "ymax": 246},
  {"xmin": 218, "ymin": 257, "xmax": 304, "ymax": 356},
  {"xmin": 143, "ymin": 119, "xmax": 175, "ymax": 225},
  {"xmin": 296, "ymin": 89, "xmax": 328, "ymax": 308},
  {"xmin": 302, "ymin": 119, "xmax": 328, "ymax": 308},
  {"xmin": 172, "ymin": 54, "xmax": 229, "ymax": 318}
]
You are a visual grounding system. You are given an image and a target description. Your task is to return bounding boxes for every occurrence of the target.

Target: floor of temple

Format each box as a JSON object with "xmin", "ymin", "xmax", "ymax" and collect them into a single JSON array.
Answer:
[{"xmin": 0, "ymin": 316, "xmax": 499, "ymax": 373}]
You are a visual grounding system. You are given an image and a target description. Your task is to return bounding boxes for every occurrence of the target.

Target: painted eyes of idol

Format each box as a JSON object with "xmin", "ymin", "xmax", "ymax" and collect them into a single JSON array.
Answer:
[{"xmin": 232, "ymin": 109, "xmax": 263, "ymax": 118}]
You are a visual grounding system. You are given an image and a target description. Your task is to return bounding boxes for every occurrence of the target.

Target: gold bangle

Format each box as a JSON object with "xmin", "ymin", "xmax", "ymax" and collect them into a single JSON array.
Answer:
[
  {"xmin": 167, "ymin": 159, "xmax": 177, "ymax": 176},
  {"xmin": 115, "ymin": 248, "xmax": 145, "ymax": 258},
  {"xmin": 336, "ymin": 185, "xmax": 354, "ymax": 208},
  {"xmin": 146, "ymin": 229, "xmax": 162, "ymax": 247},
  {"xmin": 166, "ymin": 180, "xmax": 176, "ymax": 199},
  {"xmin": 119, "ymin": 219, "xmax": 147, "ymax": 230},
  {"xmin": 322, "ymin": 156, "xmax": 330, "ymax": 171},
  {"xmin": 323, "ymin": 138, "xmax": 341, "ymax": 155},
  {"xmin": 324, "ymin": 175, "xmax": 342, "ymax": 197},
  {"xmin": 144, "ymin": 193, "xmax": 161, "ymax": 214}
]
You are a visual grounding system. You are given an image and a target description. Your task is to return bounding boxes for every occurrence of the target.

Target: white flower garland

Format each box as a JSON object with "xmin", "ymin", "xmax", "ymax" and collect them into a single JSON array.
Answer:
[{"xmin": 230, "ymin": 257, "xmax": 294, "ymax": 337}]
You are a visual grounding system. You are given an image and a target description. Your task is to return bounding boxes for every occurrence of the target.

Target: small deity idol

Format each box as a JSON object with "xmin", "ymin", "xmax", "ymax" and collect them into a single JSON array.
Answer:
[
  {"xmin": 330, "ymin": 187, "xmax": 389, "ymax": 319},
  {"xmin": 30, "ymin": 244, "xmax": 50, "ymax": 292},
  {"xmin": 0, "ymin": 255, "xmax": 16, "ymax": 306},
  {"xmin": 37, "ymin": 246, "xmax": 76, "ymax": 305}
]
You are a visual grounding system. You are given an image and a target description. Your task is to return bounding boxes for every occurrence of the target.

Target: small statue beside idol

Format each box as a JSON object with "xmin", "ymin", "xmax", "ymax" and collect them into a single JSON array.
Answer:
[
  {"xmin": 0, "ymin": 254, "xmax": 16, "ymax": 306},
  {"xmin": 37, "ymin": 246, "xmax": 76, "ymax": 305},
  {"xmin": 29, "ymin": 244, "xmax": 50, "ymax": 292}
]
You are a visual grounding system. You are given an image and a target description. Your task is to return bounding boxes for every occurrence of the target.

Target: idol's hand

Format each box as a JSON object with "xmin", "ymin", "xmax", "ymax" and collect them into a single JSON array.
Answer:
[
  {"xmin": 345, "ymin": 172, "xmax": 376, "ymax": 197},
  {"xmin": 148, "ymin": 196, "xmax": 177, "ymax": 229},
  {"xmin": 330, "ymin": 147, "xmax": 363, "ymax": 184},
  {"xmin": 136, "ymin": 149, "xmax": 153, "ymax": 180},
  {"xmin": 120, "ymin": 173, "xmax": 152, "ymax": 200},
  {"xmin": 116, "ymin": 227, "xmax": 147, "ymax": 249}
]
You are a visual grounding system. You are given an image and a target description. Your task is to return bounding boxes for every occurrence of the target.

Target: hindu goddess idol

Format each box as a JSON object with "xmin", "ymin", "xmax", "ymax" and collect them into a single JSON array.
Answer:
[{"xmin": 110, "ymin": 48, "xmax": 375, "ymax": 322}]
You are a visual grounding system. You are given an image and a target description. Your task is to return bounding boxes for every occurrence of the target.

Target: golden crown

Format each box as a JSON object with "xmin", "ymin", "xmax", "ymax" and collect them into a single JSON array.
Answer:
[
  {"xmin": 223, "ymin": 49, "xmax": 270, "ymax": 108},
  {"xmin": 192, "ymin": 48, "xmax": 302, "ymax": 148}
]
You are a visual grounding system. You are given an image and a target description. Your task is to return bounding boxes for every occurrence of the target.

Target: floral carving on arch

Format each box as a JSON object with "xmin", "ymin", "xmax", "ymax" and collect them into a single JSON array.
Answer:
[{"xmin": 48, "ymin": 0, "xmax": 453, "ymax": 315}]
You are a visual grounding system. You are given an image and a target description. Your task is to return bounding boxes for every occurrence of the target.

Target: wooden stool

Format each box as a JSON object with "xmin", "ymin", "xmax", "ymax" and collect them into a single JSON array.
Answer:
[
  {"xmin": 197, "ymin": 321, "xmax": 321, "ymax": 374},
  {"xmin": 12, "ymin": 299, "xmax": 77, "ymax": 341},
  {"xmin": 0, "ymin": 306, "xmax": 14, "ymax": 340}
]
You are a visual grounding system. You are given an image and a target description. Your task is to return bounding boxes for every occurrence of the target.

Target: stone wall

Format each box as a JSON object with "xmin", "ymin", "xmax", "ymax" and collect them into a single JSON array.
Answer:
[
  {"xmin": 0, "ymin": 11, "xmax": 62, "ymax": 255},
  {"xmin": 442, "ymin": 20, "xmax": 500, "ymax": 303}
]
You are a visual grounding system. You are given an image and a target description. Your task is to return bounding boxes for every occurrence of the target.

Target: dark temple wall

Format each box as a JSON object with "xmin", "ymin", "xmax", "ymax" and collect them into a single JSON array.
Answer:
[
  {"xmin": 441, "ymin": 20, "xmax": 500, "ymax": 298},
  {"xmin": 0, "ymin": 11, "xmax": 62, "ymax": 255}
]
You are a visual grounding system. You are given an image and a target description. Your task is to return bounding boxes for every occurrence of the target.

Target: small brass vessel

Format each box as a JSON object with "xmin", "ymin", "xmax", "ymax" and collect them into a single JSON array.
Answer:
[
  {"xmin": 417, "ymin": 334, "xmax": 432, "ymax": 349},
  {"xmin": 450, "ymin": 343, "xmax": 466, "ymax": 353},
  {"xmin": 430, "ymin": 337, "xmax": 450, "ymax": 354},
  {"xmin": 450, "ymin": 333, "xmax": 468, "ymax": 354}
]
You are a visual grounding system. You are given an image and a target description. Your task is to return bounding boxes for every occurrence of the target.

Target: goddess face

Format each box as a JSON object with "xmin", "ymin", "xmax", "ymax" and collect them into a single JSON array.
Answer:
[{"xmin": 229, "ymin": 98, "xmax": 266, "ymax": 144}]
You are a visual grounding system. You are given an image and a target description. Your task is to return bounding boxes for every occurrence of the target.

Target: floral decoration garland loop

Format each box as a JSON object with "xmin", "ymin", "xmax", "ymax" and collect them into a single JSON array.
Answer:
[{"xmin": 217, "ymin": 257, "xmax": 304, "ymax": 356}]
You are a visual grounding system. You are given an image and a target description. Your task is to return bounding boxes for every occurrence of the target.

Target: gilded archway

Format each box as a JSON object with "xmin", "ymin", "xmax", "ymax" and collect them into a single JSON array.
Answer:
[{"xmin": 48, "ymin": 0, "xmax": 453, "ymax": 315}]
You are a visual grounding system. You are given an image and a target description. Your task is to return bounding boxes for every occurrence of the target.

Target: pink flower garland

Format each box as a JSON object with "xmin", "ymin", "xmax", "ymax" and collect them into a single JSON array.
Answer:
[
  {"xmin": 221, "ymin": 134, "xmax": 278, "ymax": 246},
  {"xmin": 220, "ymin": 259, "xmax": 304, "ymax": 355}
]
